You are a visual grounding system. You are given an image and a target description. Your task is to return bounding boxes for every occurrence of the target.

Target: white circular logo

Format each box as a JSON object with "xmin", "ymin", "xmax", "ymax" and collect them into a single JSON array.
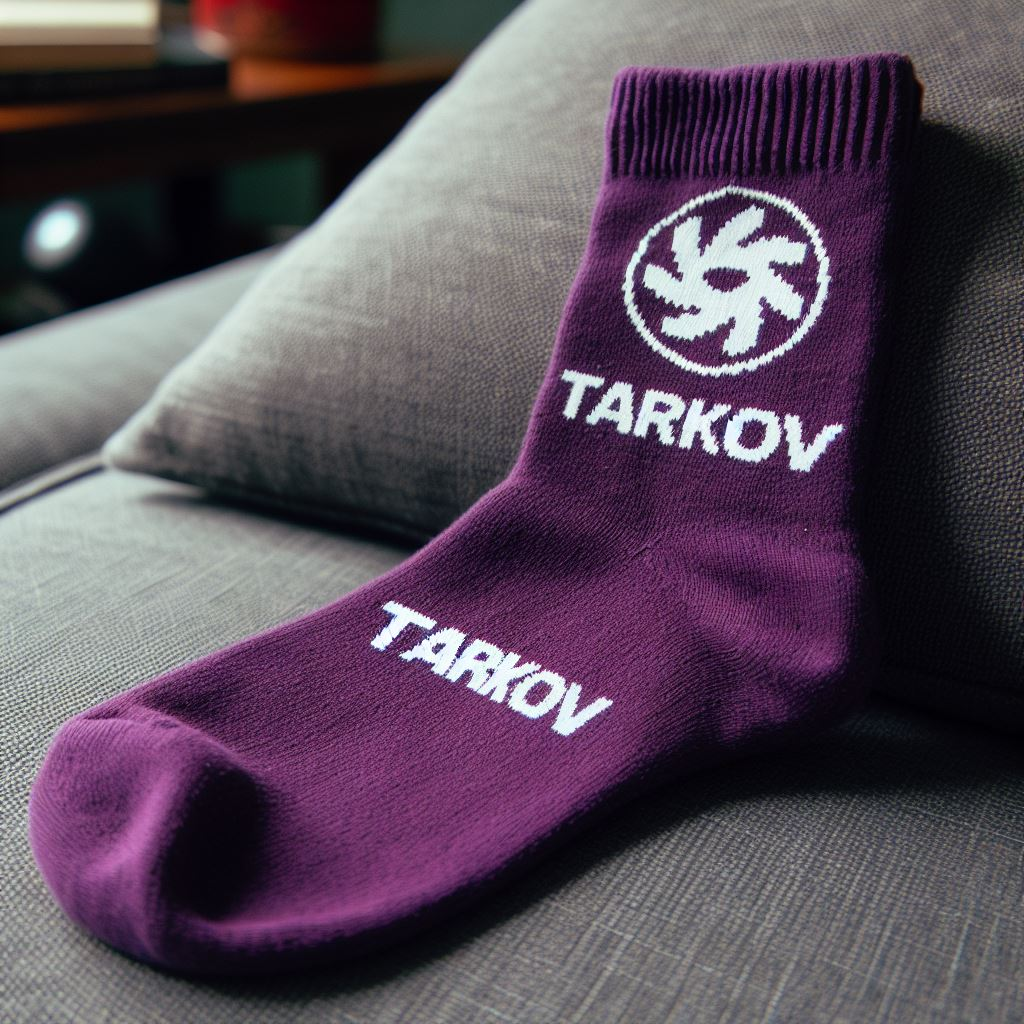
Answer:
[{"xmin": 624, "ymin": 185, "xmax": 830, "ymax": 377}]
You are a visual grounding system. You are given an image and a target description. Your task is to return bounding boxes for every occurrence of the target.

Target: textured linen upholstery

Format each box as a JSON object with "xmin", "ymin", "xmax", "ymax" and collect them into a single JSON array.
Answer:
[
  {"xmin": 104, "ymin": 0, "xmax": 1023, "ymax": 729},
  {"xmin": 0, "ymin": 248, "xmax": 275, "ymax": 492},
  {"xmin": 4, "ymin": 470, "xmax": 1022, "ymax": 1023}
]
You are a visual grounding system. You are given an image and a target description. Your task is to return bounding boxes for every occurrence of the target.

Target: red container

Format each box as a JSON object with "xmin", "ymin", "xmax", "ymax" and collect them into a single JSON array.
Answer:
[{"xmin": 192, "ymin": 0, "xmax": 378, "ymax": 60}]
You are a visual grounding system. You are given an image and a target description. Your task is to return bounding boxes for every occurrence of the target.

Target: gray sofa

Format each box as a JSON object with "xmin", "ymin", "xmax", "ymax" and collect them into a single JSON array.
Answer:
[{"xmin": 3, "ymin": 0, "xmax": 1021, "ymax": 1020}]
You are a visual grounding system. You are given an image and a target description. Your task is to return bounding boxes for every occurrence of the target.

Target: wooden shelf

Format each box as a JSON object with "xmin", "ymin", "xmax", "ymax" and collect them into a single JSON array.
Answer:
[{"xmin": 0, "ymin": 54, "xmax": 460, "ymax": 198}]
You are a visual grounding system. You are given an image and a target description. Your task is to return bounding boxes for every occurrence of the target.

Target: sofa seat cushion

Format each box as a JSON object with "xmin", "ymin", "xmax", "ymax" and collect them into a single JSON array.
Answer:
[{"xmin": 4, "ymin": 470, "xmax": 1022, "ymax": 1022}]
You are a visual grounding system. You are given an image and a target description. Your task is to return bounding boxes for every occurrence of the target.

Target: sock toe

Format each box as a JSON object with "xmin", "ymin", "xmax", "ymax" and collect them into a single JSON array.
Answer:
[{"xmin": 29, "ymin": 708, "xmax": 265, "ymax": 971}]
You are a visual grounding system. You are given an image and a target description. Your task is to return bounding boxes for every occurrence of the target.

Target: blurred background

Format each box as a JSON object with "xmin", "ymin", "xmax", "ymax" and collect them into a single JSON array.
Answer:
[{"xmin": 0, "ymin": 0, "xmax": 520, "ymax": 333}]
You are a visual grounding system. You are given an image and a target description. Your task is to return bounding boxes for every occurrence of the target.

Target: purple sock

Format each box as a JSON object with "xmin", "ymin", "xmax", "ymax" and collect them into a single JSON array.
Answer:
[{"xmin": 30, "ymin": 54, "xmax": 921, "ymax": 974}]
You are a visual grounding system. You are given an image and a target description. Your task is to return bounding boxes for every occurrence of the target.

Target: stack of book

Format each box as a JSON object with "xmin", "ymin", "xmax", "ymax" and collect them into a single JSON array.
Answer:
[{"xmin": 0, "ymin": 0, "xmax": 228, "ymax": 101}]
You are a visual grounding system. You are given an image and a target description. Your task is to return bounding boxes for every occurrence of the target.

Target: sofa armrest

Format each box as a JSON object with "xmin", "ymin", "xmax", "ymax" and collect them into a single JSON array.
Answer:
[{"xmin": 0, "ymin": 246, "xmax": 278, "ymax": 492}]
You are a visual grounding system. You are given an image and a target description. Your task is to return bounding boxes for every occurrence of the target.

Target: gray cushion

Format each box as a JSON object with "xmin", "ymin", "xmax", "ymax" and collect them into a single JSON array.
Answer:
[
  {"xmin": 104, "ymin": 0, "xmax": 1023, "ymax": 729},
  {"xmin": 4, "ymin": 470, "xmax": 1022, "ymax": 1023},
  {"xmin": 0, "ymin": 248, "xmax": 275, "ymax": 492}
]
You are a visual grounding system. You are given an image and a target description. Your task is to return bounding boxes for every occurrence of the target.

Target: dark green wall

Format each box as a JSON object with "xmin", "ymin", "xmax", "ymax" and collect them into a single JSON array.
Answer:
[{"xmin": 382, "ymin": 0, "xmax": 520, "ymax": 55}]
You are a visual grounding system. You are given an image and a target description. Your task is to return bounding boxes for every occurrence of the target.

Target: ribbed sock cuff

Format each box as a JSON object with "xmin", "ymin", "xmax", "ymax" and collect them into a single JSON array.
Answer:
[{"xmin": 607, "ymin": 53, "xmax": 921, "ymax": 178}]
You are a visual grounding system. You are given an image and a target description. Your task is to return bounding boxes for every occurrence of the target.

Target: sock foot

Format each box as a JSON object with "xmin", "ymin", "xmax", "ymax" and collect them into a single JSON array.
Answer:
[{"xmin": 30, "ymin": 708, "xmax": 266, "ymax": 970}]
